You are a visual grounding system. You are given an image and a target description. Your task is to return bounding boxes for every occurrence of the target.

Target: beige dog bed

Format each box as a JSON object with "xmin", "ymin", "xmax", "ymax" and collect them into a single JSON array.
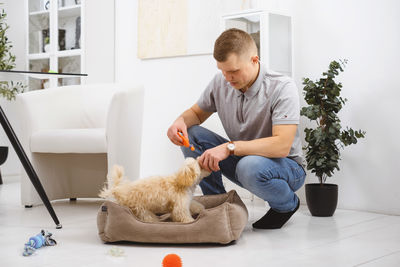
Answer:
[{"xmin": 97, "ymin": 190, "xmax": 248, "ymax": 244}]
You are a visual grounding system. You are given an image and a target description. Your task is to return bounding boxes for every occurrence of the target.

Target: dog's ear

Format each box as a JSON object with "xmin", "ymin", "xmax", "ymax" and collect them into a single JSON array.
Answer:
[{"xmin": 176, "ymin": 158, "xmax": 198, "ymax": 188}]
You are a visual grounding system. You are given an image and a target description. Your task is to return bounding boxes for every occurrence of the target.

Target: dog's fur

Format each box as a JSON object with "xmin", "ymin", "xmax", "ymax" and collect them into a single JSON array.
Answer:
[{"xmin": 99, "ymin": 157, "xmax": 211, "ymax": 223}]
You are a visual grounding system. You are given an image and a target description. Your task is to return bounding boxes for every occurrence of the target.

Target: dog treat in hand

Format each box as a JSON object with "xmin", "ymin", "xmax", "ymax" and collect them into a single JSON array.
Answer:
[{"xmin": 178, "ymin": 131, "xmax": 195, "ymax": 151}]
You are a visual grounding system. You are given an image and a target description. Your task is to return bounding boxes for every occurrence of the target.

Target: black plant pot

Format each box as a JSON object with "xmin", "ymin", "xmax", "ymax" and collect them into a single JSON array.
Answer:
[
  {"xmin": 0, "ymin": 146, "xmax": 8, "ymax": 165},
  {"xmin": 305, "ymin": 183, "xmax": 338, "ymax": 217},
  {"xmin": 0, "ymin": 146, "xmax": 9, "ymax": 185}
]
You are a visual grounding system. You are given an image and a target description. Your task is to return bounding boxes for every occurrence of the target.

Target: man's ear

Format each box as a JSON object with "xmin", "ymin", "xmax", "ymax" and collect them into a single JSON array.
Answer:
[{"xmin": 251, "ymin": 55, "xmax": 259, "ymax": 64}]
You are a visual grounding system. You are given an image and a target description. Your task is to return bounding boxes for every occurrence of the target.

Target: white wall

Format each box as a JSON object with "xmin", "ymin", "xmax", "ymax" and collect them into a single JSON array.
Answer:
[{"xmin": 293, "ymin": 0, "xmax": 400, "ymax": 215}]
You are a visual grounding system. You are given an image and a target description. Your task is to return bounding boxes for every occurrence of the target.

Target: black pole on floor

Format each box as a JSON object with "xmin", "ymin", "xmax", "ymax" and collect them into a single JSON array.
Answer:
[{"xmin": 0, "ymin": 105, "xmax": 62, "ymax": 229}]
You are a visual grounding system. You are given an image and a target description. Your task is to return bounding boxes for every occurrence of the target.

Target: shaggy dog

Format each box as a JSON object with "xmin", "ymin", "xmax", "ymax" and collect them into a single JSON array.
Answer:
[{"xmin": 99, "ymin": 157, "xmax": 210, "ymax": 223}]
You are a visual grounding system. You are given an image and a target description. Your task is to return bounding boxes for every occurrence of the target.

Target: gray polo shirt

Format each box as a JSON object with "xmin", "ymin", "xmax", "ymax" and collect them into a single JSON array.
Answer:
[{"xmin": 197, "ymin": 63, "xmax": 304, "ymax": 166}]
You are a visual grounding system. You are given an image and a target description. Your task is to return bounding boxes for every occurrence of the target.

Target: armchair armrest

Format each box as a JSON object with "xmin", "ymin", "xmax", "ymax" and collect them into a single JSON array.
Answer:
[{"xmin": 106, "ymin": 84, "xmax": 144, "ymax": 180}]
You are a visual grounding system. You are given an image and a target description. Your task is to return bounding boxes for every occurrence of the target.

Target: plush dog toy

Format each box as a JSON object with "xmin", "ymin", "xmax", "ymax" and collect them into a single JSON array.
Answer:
[{"xmin": 22, "ymin": 230, "xmax": 57, "ymax": 256}]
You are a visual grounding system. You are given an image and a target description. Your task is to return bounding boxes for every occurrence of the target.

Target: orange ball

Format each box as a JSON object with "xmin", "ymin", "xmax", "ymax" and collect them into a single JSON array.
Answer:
[{"xmin": 162, "ymin": 254, "xmax": 182, "ymax": 267}]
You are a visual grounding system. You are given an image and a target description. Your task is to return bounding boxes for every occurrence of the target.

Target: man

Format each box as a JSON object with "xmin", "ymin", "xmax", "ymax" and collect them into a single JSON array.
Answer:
[{"xmin": 167, "ymin": 28, "xmax": 305, "ymax": 229}]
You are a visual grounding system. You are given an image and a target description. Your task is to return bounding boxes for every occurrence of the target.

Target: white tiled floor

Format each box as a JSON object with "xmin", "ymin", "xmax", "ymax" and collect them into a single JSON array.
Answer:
[{"xmin": 1, "ymin": 176, "xmax": 400, "ymax": 267}]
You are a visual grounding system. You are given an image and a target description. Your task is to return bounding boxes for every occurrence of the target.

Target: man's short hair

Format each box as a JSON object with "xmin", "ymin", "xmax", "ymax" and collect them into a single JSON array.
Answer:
[{"xmin": 213, "ymin": 28, "xmax": 258, "ymax": 62}]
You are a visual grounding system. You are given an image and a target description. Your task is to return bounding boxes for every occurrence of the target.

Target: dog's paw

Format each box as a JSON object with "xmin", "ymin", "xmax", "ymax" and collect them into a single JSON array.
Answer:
[
  {"xmin": 180, "ymin": 217, "xmax": 195, "ymax": 223},
  {"xmin": 135, "ymin": 210, "xmax": 161, "ymax": 223},
  {"xmin": 190, "ymin": 200, "xmax": 205, "ymax": 215},
  {"xmin": 171, "ymin": 211, "xmax": 196, "ymax": 223},
  {"xmin": 140, "ymin": 216, "xmax": 161, "ymax": 223}
]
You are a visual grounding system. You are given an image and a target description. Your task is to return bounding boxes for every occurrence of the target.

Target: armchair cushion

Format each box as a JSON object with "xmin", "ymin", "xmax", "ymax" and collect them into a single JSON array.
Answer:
[{"xmin": 30, "ymin": 128, "xmax": 107, "ymax": 153}]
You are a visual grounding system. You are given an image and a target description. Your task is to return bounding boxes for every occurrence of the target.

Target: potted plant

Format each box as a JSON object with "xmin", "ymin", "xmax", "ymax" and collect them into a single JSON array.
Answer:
[
  {"xmin": 0, "ymin": 4, "xmax": 26, "ymax": 184},
  {"xmin": 300, "ymin": 59, "xmax": 365, "ymax": 216}
]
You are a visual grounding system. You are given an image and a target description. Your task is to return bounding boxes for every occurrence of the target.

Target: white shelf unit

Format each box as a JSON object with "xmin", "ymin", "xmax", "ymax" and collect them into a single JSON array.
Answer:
[
  {"xmin": 222, "ymin": 9, "xmax": 293, "ymax": 77},
  {"xmin": 28, "ymin": 53, "xmax": 51, "ymax": 60},
  {"xmin": 27, "ymin": 0, "xmax": 84, "ymax": 90},
  {"xmin": 26, "ymin": 0, "xmax": 115, "ymax": 90},
  {"xmin": 58, "ymin": 4, "xmax": 81, "ymax": 18},
  {"xmin": 29, "ymin": 10, "xmax": 50, "ymax": 17}
]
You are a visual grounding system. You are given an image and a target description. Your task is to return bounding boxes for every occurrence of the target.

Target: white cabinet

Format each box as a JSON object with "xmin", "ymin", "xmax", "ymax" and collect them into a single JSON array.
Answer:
[
  {"xmin": 222, "ymin": 10, "xmax": 293, "ymax": 77},
  {"xmin": 26, "ymin": 0, "xmax": 114, "ymax": 90}
]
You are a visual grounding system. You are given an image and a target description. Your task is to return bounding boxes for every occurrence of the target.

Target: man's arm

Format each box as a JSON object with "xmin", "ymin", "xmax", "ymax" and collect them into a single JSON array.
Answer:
[
  {"xmin": 180, "ymin": 104, "xmax": 213, "ymax": 128},
  {"xmin": 233, "ymin": 124, "xmax": 297, "ymax": 158},
  {"xmin": 167, "ymin": 104, "xmax": 213, "ymax": 146},
  {"xmin": 198, "ymin": 124, "xmax": 297, "ymax": 172}
]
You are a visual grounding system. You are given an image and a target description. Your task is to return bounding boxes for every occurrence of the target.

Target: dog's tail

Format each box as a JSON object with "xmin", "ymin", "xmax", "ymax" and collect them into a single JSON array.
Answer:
[{"xmin": 98, "ymin": 165, "xmax": 125, "ymax": 199}]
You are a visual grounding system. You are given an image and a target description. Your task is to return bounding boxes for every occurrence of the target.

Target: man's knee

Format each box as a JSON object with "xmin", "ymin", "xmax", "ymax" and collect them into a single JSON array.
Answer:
[
  {"xmin": 187, "ymin": 125, "xmax": 205, "ymax": 139},
  {"xmin": 236, "ymin": 156, "xmax": 269, "ymax": 186},
  {"xmin": 181, "ymin": 126, "xmax": 205, "ymax": 157}
]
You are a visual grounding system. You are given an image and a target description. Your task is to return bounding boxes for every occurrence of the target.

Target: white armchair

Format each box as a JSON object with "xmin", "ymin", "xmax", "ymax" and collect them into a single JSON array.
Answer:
[{"xmin": 16, "ymin": 83, "xmax": 144, "ymax": 206}]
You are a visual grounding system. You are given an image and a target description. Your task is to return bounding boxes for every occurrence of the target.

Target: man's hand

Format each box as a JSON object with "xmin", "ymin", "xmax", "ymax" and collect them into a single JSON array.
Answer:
[
  {"xmin": 167, "ymin": 117, "xmax": 187, "ymax": 146},
  {"xmin": 167, "ymin": 105, "xmax": 213, "ymax": 147},
  {"xmin": 198, "ymin": 143, "xmax": 230, "ymax": 172}
]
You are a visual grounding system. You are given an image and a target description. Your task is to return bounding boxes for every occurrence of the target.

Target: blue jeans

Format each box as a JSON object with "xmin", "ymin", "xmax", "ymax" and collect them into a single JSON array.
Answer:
[{"xmin": 181, "ymin": 125, "xmax": 306, "ymax": 212}]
